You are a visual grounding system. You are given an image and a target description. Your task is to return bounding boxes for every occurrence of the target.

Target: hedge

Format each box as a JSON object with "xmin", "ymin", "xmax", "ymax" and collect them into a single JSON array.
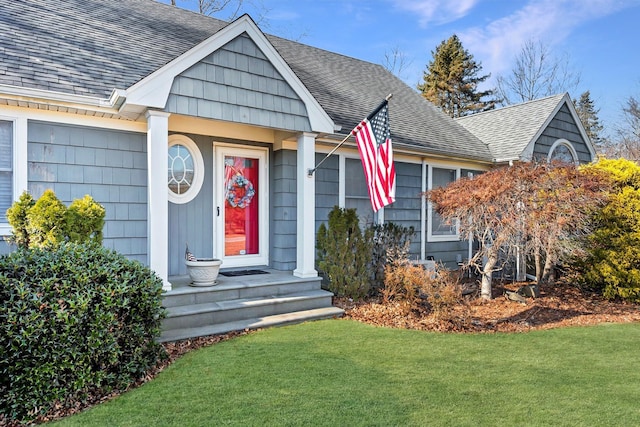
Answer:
[{"xmin": 0, "ymin": 242, "xmax": 166, "ymax": 423}]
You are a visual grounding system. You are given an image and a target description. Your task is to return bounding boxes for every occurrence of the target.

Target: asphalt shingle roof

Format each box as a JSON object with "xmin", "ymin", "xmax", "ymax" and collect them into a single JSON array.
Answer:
[
  {"xmin": 0, "ymin": 0, "xmax": 492, "ymax": 162},
  {"xmin": 455, "ymin": 94, "xmax": 567, "ymax": 161}
]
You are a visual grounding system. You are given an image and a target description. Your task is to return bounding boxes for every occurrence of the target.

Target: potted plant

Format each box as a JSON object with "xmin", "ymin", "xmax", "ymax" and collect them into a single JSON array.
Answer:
[{"xmin": 185, "ymin": 244, "xmax": 222, "ymax": 286}]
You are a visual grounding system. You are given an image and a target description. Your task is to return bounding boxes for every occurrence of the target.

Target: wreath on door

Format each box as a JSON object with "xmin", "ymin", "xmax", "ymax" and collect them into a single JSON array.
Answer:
[{"xmin": 226, "ymin": 173, "xmax": 255, "ymax": 208}]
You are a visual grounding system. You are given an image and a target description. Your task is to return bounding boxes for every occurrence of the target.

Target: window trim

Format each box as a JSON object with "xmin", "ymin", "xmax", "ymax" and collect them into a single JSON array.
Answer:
[
  {"xmin": 548, "ymin": 139, "xmax": 578, "ymax": 165},
  {"xmin": 338, "ymin": 153, "xmax": 376, "ymax": 227},
  {"xmin": 168, "ymin": 134, "xmax": 204, "ymax": 204},
  {"xmin": 427, "ymin": 164, "xmax": 461, "ymax": 243},
  {"xmin": 0, "ymin": 115, "xmax": 27, "ymax": 236}
]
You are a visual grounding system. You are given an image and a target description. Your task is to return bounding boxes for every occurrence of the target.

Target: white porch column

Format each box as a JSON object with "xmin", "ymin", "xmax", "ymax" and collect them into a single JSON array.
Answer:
[
  {"xmin": 294, "ymin": 132, "xmax": 318, "ymax": 278},
  {"xmin": 146, "ymin": 110, "xmax": 171, "ymax": 290}
]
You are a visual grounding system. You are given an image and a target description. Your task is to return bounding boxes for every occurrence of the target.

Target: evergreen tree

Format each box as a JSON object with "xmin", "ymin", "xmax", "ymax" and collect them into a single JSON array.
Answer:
[
  {"xmin": 574, "ymin": 90, "xmax": 604, "ymax": 148},
  {"xmin": 417, "ymin": 34, "xmax": 498, "ymax": 118}
]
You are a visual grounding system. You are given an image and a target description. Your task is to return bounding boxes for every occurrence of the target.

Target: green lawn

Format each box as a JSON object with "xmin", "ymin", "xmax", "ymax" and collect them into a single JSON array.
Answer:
[{"xmin": 54, "ymin": 320, "xmax": 640, "ymax": 426}]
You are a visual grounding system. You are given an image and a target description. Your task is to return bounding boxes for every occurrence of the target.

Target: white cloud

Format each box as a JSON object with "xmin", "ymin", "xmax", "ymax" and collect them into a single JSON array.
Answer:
[
  {"xmin": 391, "ymin": 0, "xmax": 480, "ymax": 26},
  {"xmin": 269, "ymin": 10, "xmax": 300, "ymax": 21},
  {"xmin": 459, "ymin": 0, "xmax": 634, "ymax": 76}
]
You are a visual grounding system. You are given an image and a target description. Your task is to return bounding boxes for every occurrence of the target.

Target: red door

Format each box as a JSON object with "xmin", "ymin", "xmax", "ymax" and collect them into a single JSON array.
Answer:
[{"xmin": 224, "ymin": 155, "xmax": 260, "ymax": 256}]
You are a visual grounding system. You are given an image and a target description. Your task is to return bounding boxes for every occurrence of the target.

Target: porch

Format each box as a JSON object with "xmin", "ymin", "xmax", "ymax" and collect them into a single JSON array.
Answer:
[{"xmin": 160, "ymin": 268, "xmax": 344, "ymax": 342}]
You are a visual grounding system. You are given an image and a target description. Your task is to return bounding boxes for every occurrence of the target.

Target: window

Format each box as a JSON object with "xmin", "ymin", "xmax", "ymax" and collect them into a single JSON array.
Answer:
[
  {"xmin": 428, "ymin": 166, "xmax": 458, "ymax": 241},
  {"xmin": 168, "ymin": 134, "xmax": 204, "ymax": 204},
  {"xmin": 548, "ymin": 139, "xmax": 578, "ymax": 164},
  {"xmin": 0, "ymin": 120, "xmax": 13, "ymax": 223},
  {"xmin": 344, "ymin": 157, "xmax": 374, "ymax": 225}
]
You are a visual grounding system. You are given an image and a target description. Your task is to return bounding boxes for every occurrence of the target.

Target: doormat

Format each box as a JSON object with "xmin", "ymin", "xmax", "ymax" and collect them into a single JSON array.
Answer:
[{"xmin": 220, "ymin": 269, "xmax": 270, "ymax": 277}]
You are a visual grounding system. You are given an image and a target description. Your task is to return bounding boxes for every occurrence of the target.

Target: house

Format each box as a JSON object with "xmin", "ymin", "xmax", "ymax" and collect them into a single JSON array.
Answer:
[
  {"xmin": 0, "ymin": 1, "xmax": 597, "ymax": 337},
  {"xmin": 0, "ymin": 0, "xmax": 500, "ymax": 286},
  {"xmin": 456, "ymin": 93, "xmax": 596, "ymax": 165}
]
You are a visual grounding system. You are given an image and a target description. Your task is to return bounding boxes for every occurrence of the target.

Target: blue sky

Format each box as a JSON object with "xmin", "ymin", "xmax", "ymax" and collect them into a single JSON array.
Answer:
[{"xmin": 162, "ymin": 0, "xmax": 640, "ymax": 136}]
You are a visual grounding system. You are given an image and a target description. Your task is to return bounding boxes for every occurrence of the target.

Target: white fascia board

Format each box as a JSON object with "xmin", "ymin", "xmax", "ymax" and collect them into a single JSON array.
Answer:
[
  {"xmin": 0, "ymin": 83, "xmax": 119, "ymax": 112},
  {"xmin": 0, "ymin": 104, "xmax": 145, "ymax": 133},
  {"xmin": 123, "ymin": 15, "xmax": 335, "ymax": 134},
  {"xmin": 493, "ymin": 156, "xmax": 521, "ymax": 164}
]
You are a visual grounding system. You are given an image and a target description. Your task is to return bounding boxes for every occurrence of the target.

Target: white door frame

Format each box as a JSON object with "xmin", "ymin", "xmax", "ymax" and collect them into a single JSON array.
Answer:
[{"xmin": 213, "ymin": 143, "xmax": 269, "ymax": 268}]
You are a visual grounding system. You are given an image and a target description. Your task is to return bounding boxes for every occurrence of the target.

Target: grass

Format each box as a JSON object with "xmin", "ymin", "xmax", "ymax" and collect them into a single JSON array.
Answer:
[{"xmin": 54, "ymin": 320, "xmax": 640, "ymax": 426}]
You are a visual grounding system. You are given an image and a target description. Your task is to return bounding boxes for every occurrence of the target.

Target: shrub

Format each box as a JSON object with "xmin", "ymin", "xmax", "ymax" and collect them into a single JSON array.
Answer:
[
  {"xmin": 316, "ymin": 207, "xmax": 415, "ymax": 300},
  {"xmin": 25, "ymin": 189, "xmax": 67, "ymax": 249},
  {"xmin": 424, "ymin": 267, "xmax": 464, "ymax": 321},
  {"xmin": 7, "ymin": 190, "xmax": 106, "ymax": 249},
  {"xmin": 0, "ymin": 242, "xmax": 166, "ymax": 423},
  {"xmin": 382, "ymin": 259, "xmax": 432, "ymax": 315},
  {"xmin": 5, "ymin": 191, "xmax": 34, "ymax": 248},
  {"xmin": 383, "ymin": 260, "xmax": 463, "ymax": 320},
  {"xmin": 369, "ymin": 222, "xmax": 415, "ymax": 293},
  {"xmin": 66, "ymin": 194, "xmax": 105, "ymax": 244},
  {"xmin": 578, "ymin": 158, "xmax": 640, "ymax": 301},
  {"xmin": 316, "ymin": 207, "xmax": 373, "ymax": 299}
]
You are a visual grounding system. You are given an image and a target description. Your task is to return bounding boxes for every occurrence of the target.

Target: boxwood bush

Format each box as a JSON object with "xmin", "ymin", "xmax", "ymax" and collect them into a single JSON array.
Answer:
[{"xmin": 0, "ymin": 242, "xmax": 166, "ymax": 423}]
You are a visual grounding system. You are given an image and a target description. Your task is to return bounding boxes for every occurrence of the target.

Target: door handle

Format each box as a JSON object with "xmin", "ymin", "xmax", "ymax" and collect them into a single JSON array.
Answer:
[{"xmin": 217, "ymin": 206, "xmax": 220, "ymax": 217}]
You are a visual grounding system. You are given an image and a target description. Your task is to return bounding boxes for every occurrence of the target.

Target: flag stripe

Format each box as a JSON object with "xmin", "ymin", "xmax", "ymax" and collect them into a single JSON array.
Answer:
[{"xmin": 352, "ymin": 100, "xmax": 395, "ymax": 212}]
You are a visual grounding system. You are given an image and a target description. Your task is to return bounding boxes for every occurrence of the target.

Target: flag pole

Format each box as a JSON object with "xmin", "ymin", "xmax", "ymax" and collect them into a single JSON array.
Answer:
[
  {"xmin": 307, "ymin": 93, "xmax": 393, "ymax": 177},
  {"xmin": 307, "ymin": 133, "xmax": 350, "ymax": 177}
]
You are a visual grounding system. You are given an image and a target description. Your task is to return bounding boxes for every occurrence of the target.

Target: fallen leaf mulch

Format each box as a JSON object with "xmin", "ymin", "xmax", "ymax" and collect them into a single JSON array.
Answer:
[{"xmin": 336, "ymin": 281, "xmax": 640, "ymax": 333}]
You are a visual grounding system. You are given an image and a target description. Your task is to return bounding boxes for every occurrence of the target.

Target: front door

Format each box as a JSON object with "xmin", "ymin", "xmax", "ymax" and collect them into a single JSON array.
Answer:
[{"xmin": 215, "ymin": 145, "xmax": 268, "ymax": 268}]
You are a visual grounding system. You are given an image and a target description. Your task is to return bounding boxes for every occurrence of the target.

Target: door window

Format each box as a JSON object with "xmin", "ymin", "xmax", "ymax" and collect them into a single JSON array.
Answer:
[{"xmin": 224, "ymin": 156, "xmax": 259, "ymax": 256}]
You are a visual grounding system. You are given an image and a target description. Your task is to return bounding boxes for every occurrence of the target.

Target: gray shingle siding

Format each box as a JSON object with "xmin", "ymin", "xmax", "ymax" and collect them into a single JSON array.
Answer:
[
  {"xmin": 532, "ymin": 104, "xmax": 592, "ymax": 163},
  {"xmin": 271, "ymin": 149, "xmax": 297, "ymax": 270},
  {"xmin": 0, "ymin": 238, "xmax": 13, "ymax": 255},
  {"xmin": 168, "ymin": 134, "xmax": 214, "ymax": 276},
  {"xmin": 0, "ymin": 0, "xmax": 521, "ymax": 275},
  {"xmin": 385, "ymin": 162, "xmax": 422, "ymax": 257},
  {"xmin": 314, "ymin": 154, "xmax": 339, "ymax": 232},
  {"xmin": 27, "ymin": 121, "xmax": 148, "ymax": 263},
  {"xmin": 166, "ymin": 34, "xmax": 311, "ymax": 132}
]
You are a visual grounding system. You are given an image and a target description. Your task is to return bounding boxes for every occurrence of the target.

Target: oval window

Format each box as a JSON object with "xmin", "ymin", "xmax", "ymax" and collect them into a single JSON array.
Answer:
[{"xmin": 168, "ymin": 134, "xmax": 204, "ymax": 204}]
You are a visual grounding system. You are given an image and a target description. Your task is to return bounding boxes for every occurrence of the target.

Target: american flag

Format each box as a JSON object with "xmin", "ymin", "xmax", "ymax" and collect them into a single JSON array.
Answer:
[
  {"xmin": 352, "ymin": 99, "xmax": 396, "ymax": 212},
  {"xmin": 185, "ymin": 243, "xmax": 197, "ymax": 261}
]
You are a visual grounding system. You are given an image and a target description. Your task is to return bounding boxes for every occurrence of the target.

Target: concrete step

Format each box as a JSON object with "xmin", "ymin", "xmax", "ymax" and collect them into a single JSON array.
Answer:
[
  {"xmin": 162, "ymin": 289, "xmax": 334, "ymax": 332},
  {"xmin": 159, "ymin": 306, "xmax": 344, "ymax": 342},
  {"xmin": 162, "ymin": 276, "xmax": 322, "ymax": 308}
]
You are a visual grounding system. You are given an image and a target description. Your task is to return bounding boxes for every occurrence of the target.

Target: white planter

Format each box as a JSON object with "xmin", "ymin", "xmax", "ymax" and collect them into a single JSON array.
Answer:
[{"xmin": 185, "ymin": 258, "xmax": 222, "ymax": 286}]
